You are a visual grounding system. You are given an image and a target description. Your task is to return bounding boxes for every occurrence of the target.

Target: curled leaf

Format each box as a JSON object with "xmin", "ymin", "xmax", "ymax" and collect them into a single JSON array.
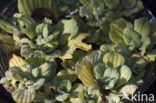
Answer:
[{"xmin": 18, "ymin": 0, "xmax": 53, "ymax": 15}]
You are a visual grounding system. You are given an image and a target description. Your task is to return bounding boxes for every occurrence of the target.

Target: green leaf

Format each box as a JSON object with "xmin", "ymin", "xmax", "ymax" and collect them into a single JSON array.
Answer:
[
  {"xmin": 12, "ymin": 88, "xmax": 36, "ymax": 103},
  {"xmin": 86, "ymin": 50, "xmax": 104, "ymax": 68},
  {"xmin": 70, "ymin": 83, "xmax": 84, "ymax": 97},
  {"xmin": 25, "ymin": 57, "xmax": 47, "ymax": 68},
  {"xmin": 58, "ymin": 18, "xmax": 79, "ymax": 45},
  {"xmin": 100, "ymin": 44, "xmax": 113, "ymax": 52},
  {"xmin": 113, "ymin": 43, "xmax": 131, "ymax": 56},
  {"xmin": 33, "ymin": 78, "xmax": 45, "ymax": 90},
  {"xmin": 140, "ymin": 37, "xmax": 151, "ymax": 55},
  {"xmin": 9, "ymin": 54, "xmax": 26, "ymax": 71},
  {"xmin": 60, "ymin": 34, "xmax": 91, "ymax": 60},
  {"xmin": 0, "ymin": 77, "xmax": 8, "ymax": 84},
  {"xmin": 0, "ymin": 18, "xmax": 17, "ymax": 33},
  {"xmin": 123, "ymin": 28, "xmax": 141, "ymax": 50},
  {"xmin": 109, "ymin": 18, "xmax": 132, "ymax": 43},
  {"xmin": 122, "ymin": 8, "xmax": 140, "ymax": 16},
  {"xmin": 103, "ymin": 68, "xmax": 119, "ymax": 89},
  {"xmin": 150, "ymin": 24, "xmax": 156, "ymax": 44},
  {"xmin": 104, "ymin": 0, "xmax": 120, "ymax": 9},
  {"xmin": 32, "ymin": 68, "xmax": 40, "ymax": 78},
  {"xmin": 57, "ymin": 70, "xmax": 77, "ymax": 83},
  {"xmin": 68, "ymin": 33, "xmax": 91, "ymax": 51},
  {"xmin": 87, "ymin": 86, "xmax": 101, "ymax": 97},
  {"xmin": 93, "ymin": 63, "xmax": 106, "ymax": 80},
  {"xmin": 39, "ymin": 61, "xmax": 57, "ymax": 80},
  {"xmin": 58, "ymin": 80, "xmax": 72, "ymax": 92},
  {"xmin": 43, "ymin": 24, "xmax": 49, "ymax": 38},
  {"xmin": 116, "ymin": 65, "xmax": 132, "ymax": 88},
  {"xmin": 18, "ymin": 0, "xmax": 53, "ymax": 15},
  {"xmin": 44, "ymin": 99, "xmax": 56, "ymax": 103},
  {"xmin": 36, "ymin": 23, "xmax": 45, "ymax": 34},
  {"xmin": 134, "ymin": 18, "xmax": 150, "ymax": 37},
  {"xmin": 5, "ymin": 67, "xmax": 25, "ymax": 82},
  {"xmin": 18, "ymin": 15, "xmax": 37, "ymax": 39},
  {"xmin": 106, "ymin": 94, "xmax": 121, "ymax": 103},
  {"xmin": 55, "ymin": 90, "xmax": 70, "ymax": 102},
  {"xmin": 121, "ymin": 0, "xmax": 136, "ymax": 9},
  {"xmin": 0, "ymin": 34, "xmax": 18, "ymax": 53},
  {"xmin": 103, "ymin": 52, "xmax": 125, "ymax": 68}
]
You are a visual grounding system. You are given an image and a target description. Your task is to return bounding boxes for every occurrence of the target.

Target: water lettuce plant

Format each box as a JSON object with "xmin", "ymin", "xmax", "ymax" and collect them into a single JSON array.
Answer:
[
  {"xmin": 79, "ymin": 0, "xmax": 143, "ymax": 26},
  {"xmin": 0, "ymin": 0, "xmax": 156, "ymax": 103}
]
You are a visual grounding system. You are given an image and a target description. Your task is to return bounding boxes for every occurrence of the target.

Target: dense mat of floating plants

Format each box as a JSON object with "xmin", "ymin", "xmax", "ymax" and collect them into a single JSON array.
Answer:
[{"xmin": 0, "ymin": 0, "xmax": 156, "ymax": 103}]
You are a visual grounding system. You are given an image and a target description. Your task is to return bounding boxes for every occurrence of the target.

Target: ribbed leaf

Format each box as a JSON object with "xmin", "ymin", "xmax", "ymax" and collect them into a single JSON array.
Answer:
[
  {"xmin": 86, "ymin": 50, "xmax": 104, "ymax": 68},
  {"xmin": 0, "ymin": 44, "xmax": 9, "ymax": 77},
  {"xmin": 12, "ymin": 88, "xmax": 36, "ymax": 103},
  {"xmin": 123, "ymin": 28, "xmax": 141, "ymax": 50},
  {"xmin": 103, "ymin": 52, "xmax": 125, "ymax": 68},
  {"xmin": 9, "ymin": 54, "xmax": 25, "ymax": 70},
  {"xmin": 39, "ymin": 60, "xmax": 57, "ymax": 80},
  {"xmin": 18, "ymin": 0, "xmax": 53, "ymax": 15},
  {"xmin": 75, "ymin": 58, "xmax": 96, "ymax": 87},
  {"xmin": 109, "ymin": 18, "xmax": 132, "ymax": 43},
  {"xmin": 104, "ymin": 0, "xmax": 120, "ymax": 9},
  {"xmin": 134, "ymin": 18, "xmax": 150, "ymax": 37},
  {"xmin": 0, "ymin": 34, "xmax": 18, "ymax": 53}
]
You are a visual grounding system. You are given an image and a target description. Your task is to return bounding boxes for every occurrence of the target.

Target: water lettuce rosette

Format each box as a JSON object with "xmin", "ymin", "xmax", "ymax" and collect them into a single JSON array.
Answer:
[{"xmin": 0, "ymin": 0, "xmax": 156, "ymax": 103}]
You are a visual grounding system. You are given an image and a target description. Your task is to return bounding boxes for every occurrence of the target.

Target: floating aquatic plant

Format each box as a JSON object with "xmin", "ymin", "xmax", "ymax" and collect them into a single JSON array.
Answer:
[{"xmin": 0, "ymin": 0, "xmax": 156, "ymax": 103}]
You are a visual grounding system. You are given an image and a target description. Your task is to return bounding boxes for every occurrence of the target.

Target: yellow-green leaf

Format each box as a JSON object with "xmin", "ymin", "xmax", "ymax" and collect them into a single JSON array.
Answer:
[
  {"xmin": 109, "ymin": 18, "xmax": 132, "ymax": 43},
  {"xmin": 9, "ymin": 54, "xmax": 25, "ymax": 70},
  {"xmin": 75, "ymin": 58, "xmax": 96, "ymax": 87},
  {"xmin": 18, "ymin": 0, "xmax": 53, "ymax": 15},
  {"xmin": 0, "ymin": 34, "xmax": 18, "ymax": 52},
  {"xmin": 60, "ymin": 34, "xmax": 92, "ymax": 60},
  {"xmin": 103, "ymin": 52, "xmax": 125, "ymax": 68},
  {"xmin": 134, "ymin": 18, "xmax": 150, "ymax": 37}
]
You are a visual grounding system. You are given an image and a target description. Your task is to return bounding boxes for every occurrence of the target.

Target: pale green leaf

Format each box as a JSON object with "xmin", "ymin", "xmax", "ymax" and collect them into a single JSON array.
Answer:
[{"xmin": 116, "ymin": 65, "xmax": 132, "ymax": 88}]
